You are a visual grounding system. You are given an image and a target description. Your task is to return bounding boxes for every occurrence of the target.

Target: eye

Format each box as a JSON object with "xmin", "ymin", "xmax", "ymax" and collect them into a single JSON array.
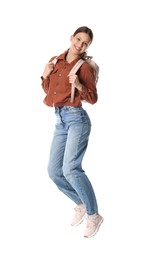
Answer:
[
  {"xmin": 84, "ymin": 42, "xmax": 88, "ymax": 47},
  {"xmin": 76, "ymin": 37, "xmax": 81, "ymax": 41},
  {"xmin": 75, "ymin": 36, "xmax": 89, "ymax": 48}
]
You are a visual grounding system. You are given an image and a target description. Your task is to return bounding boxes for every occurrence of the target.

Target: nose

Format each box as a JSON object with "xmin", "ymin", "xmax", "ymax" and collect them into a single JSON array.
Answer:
[{"xmin": 77, "ymin": 41, "xmax": 83, "ymax": 48}]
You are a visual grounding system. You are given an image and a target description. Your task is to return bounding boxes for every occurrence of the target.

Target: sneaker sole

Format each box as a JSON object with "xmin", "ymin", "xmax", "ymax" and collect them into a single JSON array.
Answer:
[{"xmin": 84, "ymin": 217, "xmax": 104, "ymax": 238}]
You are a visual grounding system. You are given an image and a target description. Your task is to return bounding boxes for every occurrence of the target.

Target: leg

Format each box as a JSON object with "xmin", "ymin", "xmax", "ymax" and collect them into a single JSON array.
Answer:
[
  {"xmin": 62, "ymin": 109, "xmax": 98, "ymax": 215},
  {"xmin": 47, "ymin": 118, "xmax": 82, "ymax": 205}
]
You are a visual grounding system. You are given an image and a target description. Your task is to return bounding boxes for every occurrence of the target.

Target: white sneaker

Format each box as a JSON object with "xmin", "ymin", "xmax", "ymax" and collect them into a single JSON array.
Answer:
[
  {"xmin": 84, "ymin": 213, "xmax": 104, "ymax": 238},
  {"xmin": 71, "ymin": 204, "xmax": 86, "ymax": 227}
]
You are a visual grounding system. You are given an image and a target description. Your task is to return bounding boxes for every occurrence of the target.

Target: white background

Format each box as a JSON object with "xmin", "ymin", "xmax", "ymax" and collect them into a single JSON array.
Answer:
[{"xmin": 0, "ymin": 0, "xmax": 152, "ymax": 259}]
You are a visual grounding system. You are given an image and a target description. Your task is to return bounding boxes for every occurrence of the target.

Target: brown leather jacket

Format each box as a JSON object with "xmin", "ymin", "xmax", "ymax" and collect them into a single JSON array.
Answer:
[{"xmin": 41, "ymin": 50, "xmax": 98, "ymax": 107}]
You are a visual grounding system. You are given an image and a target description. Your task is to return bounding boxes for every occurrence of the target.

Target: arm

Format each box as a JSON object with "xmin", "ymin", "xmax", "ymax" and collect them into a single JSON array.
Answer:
[
  {"xmin": 68, "ymin": 63, "xmax": 98, "ymax": 104},
  {"xmin": 41, "ymin": 57, "xmax": 56, "ymax": 94}
]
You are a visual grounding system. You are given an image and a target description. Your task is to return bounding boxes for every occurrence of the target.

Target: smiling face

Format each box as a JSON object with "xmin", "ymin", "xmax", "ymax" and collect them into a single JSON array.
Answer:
[{"xmin": 70, "ymin": 32, "xmax": 92, "ymax": 55}]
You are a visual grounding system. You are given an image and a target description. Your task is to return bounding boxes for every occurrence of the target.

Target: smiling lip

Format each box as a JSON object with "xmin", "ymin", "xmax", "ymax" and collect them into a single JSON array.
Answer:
[{"xmin": 74, "ymin": 44, "xmax": 81, "ymax": 51}]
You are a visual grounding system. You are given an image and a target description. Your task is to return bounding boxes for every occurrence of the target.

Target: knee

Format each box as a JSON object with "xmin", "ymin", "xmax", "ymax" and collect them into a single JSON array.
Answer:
[
  {"xmin": 63, "ymin": 163, "xmax": 74, "ymax": 181},
  {"xmin": 63, "ymin": 162, "xmax": 83, "ymax": 182}
]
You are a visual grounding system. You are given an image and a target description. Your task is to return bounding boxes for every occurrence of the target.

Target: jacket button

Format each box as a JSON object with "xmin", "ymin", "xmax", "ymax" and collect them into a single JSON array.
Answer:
[{"xmin": 53, "ymin": 91, "xmax": 57, "ymax": 95}]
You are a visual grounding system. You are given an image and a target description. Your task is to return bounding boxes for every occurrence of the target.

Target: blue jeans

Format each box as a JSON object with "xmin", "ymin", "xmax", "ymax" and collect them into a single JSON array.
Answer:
[{"xmin": 47, "ymin": 106, "xmax": 98, "ymax": 215}]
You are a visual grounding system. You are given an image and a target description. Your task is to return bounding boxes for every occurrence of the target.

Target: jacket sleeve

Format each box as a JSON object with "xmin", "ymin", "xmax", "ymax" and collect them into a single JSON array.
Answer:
[
  {"xmin": 40, "ymin": 56, "xmax": 57, "ymax": 94},
  {"xmin": 41, "ymin": 76, "xmax": 50, "ymax": 94},
  {"xmin": 78, "ymin": 63, "xmax": 98, "ymax": 104}
]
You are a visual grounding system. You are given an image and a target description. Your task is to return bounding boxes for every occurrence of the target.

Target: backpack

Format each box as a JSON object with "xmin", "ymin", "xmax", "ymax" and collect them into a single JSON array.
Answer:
[{"xmin": 50, "ymin": 56, "xmax": 99, "ymax": 102}]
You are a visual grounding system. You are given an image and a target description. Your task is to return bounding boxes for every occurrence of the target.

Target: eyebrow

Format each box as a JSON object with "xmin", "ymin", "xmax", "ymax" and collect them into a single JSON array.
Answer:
[{"xmin": 76, "ymin": 36, "xmax": 90, "ymax": 46}]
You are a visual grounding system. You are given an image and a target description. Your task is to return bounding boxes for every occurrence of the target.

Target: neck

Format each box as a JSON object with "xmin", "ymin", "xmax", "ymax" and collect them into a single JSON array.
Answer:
[{"xmin": 66, "ymin": 50, "xmax": 80, "ymax": 63}]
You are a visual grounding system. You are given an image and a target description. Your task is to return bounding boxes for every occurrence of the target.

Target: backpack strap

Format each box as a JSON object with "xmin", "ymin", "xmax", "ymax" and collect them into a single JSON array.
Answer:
[
  {"xmin": 69, "ymin": 59, "xmax": 85, "ymax": 74},
  {"xmin": 69, "ymin": 59, "xmax": 85, "ymax": 102},
  {"xmin": 49, "ymin": 57, "xmax": 58, "ymax": 64}
]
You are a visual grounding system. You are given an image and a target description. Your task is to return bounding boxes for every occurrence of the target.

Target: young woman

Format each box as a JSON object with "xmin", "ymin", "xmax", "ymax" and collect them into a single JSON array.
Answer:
[{"xmin": 41, "ymin": 26, "xmax": 103, "ymax": 238}]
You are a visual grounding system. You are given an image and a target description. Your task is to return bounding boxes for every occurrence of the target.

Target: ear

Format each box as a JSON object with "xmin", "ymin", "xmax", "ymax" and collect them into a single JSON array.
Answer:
[{"xmin": 70, "ymin": 35, "xmax": 73, "ymax": 42}]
